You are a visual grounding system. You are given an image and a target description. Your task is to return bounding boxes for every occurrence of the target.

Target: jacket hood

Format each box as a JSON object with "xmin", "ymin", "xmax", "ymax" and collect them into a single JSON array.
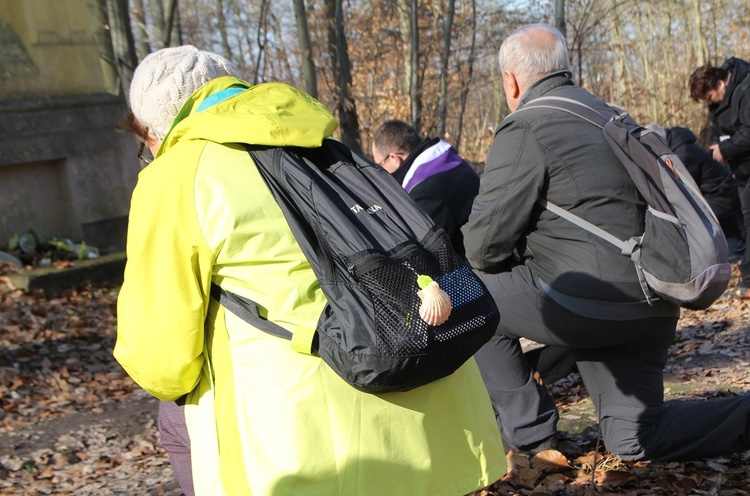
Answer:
[
  {"xmin": 666, "ymin": 126, "xmax": 697, "ymax": 150},
  {"xmin": 391, "ymin": 137, "xmax": 440, "ymax": 185},
  {"xmin": 721, "ymin": 57, "xmax": 750, "ymax": 96},
  {"xmin": 158, "ymin": 77, "xmax": 339, "ymax": 156}
]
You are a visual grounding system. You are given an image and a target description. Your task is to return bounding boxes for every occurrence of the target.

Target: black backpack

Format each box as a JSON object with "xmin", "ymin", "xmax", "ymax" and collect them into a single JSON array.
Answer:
[
  {"xmin": 211, "ymin": 139, "xmax": 500, "ymax": 393},
  {"xmin": 521, "ymin": 96, "xmax": 731, "ymax": 310}
]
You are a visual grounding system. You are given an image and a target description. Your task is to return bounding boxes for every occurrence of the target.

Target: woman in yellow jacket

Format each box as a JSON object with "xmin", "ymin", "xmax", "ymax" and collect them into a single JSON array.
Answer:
[{"xmin": 114, "ymin": 45, "xmax": 505, "ymax": 496}]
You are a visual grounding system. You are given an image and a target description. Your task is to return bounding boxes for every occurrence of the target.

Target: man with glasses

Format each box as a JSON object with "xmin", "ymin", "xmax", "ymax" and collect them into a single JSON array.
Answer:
[{"xmin": 371, "ymin": 119, "xmax": 479, "ymax": 257}]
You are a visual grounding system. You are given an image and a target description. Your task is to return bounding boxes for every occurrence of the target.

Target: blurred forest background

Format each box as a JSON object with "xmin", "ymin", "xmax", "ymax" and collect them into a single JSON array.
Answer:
[{"xmin": 98, "ymin": 0, "xmax": 750, "ymax": 161}]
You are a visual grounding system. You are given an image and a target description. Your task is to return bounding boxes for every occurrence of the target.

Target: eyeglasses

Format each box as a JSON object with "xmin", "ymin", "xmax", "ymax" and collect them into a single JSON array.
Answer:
[
  {"xmin": 377, "ymin": 152, "xmax": 405, "ymax": 168},
  {"xmin": 137, "ymin": 141, "xmax": 154, "ymax": 165}
]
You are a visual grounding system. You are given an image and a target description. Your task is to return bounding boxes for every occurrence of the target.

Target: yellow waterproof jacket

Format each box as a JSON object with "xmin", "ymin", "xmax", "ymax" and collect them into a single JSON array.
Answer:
[{"xmin": 114, "ymin": 77, "xmax": 505, "ymax": 495}]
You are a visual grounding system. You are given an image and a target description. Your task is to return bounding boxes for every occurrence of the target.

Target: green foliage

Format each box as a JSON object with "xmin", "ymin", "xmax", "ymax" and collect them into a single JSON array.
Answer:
[
  {"xmin": 48, "ymin": 239, "xmax": 90, "ymax": 261},
  {"xmin": 5, "ymin": 230, "xmax": 96, "ymax": 266}
]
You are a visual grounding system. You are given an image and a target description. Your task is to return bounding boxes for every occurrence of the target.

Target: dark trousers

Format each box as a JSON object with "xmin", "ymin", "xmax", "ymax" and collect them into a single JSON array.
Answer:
[
  {"xmin": 473, "ymin": 265, "xmax": 750, "ymax": 461},
  {"xmin": 525, "ymin": 345, "xmax": 577, "ymax": 385},
  {"xmin": 711, "ymin": 203, "xmax": 746, "ymax": 256},
  {"xmin": 158, "ymin": 400, "xmax": 195, "ymax": 496},
  {"xmin": 739, "ymin": 180, "xmax": 750, "ymax": 284}
]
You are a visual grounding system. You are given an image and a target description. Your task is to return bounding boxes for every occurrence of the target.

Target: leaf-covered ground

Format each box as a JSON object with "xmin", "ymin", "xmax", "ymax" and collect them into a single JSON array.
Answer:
[{"xmin": 0, "ymin": 265, "xmax": 748, "ymax": 495}]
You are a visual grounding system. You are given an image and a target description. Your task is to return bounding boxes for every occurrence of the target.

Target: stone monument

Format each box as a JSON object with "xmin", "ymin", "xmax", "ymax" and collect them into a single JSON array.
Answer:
[{"xmin": 0, "ymin": 0, "xmax": 139, "ymax": 254}]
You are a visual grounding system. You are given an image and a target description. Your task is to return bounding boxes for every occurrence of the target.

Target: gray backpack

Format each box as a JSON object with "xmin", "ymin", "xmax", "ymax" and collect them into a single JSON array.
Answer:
[{"xmin": 522, "ymin": 96, "xmax": 731, "ymax": 310}]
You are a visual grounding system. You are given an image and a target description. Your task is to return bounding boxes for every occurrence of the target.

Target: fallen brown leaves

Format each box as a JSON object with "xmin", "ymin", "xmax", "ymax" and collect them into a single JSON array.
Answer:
[
  {"xmin": 0, "ymin": 278, "xmax": 180, "ymax": 495},
  {"xmin": 470, "ymin": 264, "xmax": 750, "ymax": 496},
  {"xmin": 471, "ymin": 447, "xmax": 750, "ymax": 496},
  {"xmin": 0, "ymin": 278, "xmax": 135, "ymax": 431},
  {"xmin": 1, "ymin": 265, "xmax": 749, "ymax": 495}
]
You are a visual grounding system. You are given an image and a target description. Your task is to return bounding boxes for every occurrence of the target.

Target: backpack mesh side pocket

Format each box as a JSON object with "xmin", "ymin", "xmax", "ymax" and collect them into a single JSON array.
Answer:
[{"xmin": 348, "ymin": 230, "xmax": 498, "ymax": 357}]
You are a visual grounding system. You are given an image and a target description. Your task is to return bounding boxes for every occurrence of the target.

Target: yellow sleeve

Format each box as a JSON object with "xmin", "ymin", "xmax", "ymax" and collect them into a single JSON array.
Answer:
[{"xmin": 114, "ymin": 143, "xmax": 215, "ymax": 401}]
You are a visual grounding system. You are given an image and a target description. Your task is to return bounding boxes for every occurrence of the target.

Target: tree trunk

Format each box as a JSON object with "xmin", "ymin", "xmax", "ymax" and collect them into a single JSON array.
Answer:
[
  {"xmin": 147, "ymin": 0, "xmax": 179, "ymax": 48},
  {"xmin": 131, "ymin": 0, "xmax": 151, "ymax": 59},
  {"xmin": 555, "ymin": 0, "xmax": 566, "ymax": 37},
  {"xmin": 270, "ymin": 13, "xmax": 295, "ymax": 83},
  {"xmin": 105, "ymin": 0, "xmax": 138, "ymax": 105},
  {"xmin": 215, "ymin": 0, "xmax": 233, "ymax": 59},
  {"xmin": 395, "ymin": 0, "xmax": 411, "ymax": 97},
  {"xmin": 324, "ymin": 0, "xmax": 362, "ymax": 152},
  {"xmin": 611, "ymin": 5, "xmax": 629, "ymax": 105},
  {"xmin": 436, "ymin": 0, "xmax": 455, "ymax": 139},
  {"xmin": 147, "ymin": 0, "xmax": 166, "ymax": 48},
  {"xmin": 253, "ymin": 0, "xmax": 270, "ymax": 84},
  {"xmin": 293, "ymin": 0, "xmax": 318, "ymax": 97},
  {"xmin": 408, "ymin": 0, "xmax": 421, "ymax": 133},
  {"xmin": 454, "ymin": 0, "xmax": 476, "ymax": 153},
  {"xmin": 162, "ymin": 0, "xmax": 180, "ymax": 47},
  {"xmin": 86, "ymin": 0, "xmax": 118, "ymax": 94},
  {"xmin": 690, "ymin": 0, "xmax": 708, "ymax": 66}
]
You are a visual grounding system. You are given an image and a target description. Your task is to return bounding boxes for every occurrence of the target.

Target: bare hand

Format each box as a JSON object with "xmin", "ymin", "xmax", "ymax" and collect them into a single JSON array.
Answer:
[{"xmin": 709, "ymin": 144, "xmax": 725, "ymax": 162}]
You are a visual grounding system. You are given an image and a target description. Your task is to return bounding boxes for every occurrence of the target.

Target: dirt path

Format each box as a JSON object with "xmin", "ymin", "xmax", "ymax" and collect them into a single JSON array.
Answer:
[
  {"xmin": 0, "ymin": 390, "xmax": 182, "ymax": 495},
  {"xmin": 0, "ymin": 391, "xmax": 158, "ymax": 458},
  {"xmin": 0, "ymin": 281, "xmax": 181, "ymax": 495}
]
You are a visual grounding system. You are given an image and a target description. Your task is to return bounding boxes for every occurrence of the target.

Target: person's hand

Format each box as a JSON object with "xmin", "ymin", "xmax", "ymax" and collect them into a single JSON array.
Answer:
[{"xmin": 709, "ymin": 144, "xmax": 725, "ymax": 162}]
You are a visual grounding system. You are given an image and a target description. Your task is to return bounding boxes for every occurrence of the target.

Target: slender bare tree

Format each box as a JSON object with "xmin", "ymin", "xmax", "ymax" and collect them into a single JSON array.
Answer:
[
  {"xmin": 147, "ymin": 0, "xmax": 166, "ymax": 48},
  {"xmin": 252, "ymin": 0, "xmax": 271, "ymax": 84},
  {"xmin": 690, "ymin": 0, "xmax": 709, "ymax": 66},
  {"xmin": 454, "ymin": 0, "xmax": 476, "ymax": 152},
  {"xmin": 131, "ymin": 0, "xmax": 151, "ymax": 59},
  {"xmin": 408, "ymin": 0, "xmax": 421, "ymax": 132},
  {"xmin": 106, "ymin": 0, "xmax": 138, "ymax": 104},
  {"xmin": 87, "ymin": 0, "xmax": 117, "ymax": 93},
  {"xmin": 555, "ymin": 0, "xmax": 567, "ymax": 37},
  {"xmin": 215, "ymin": 0, "xmax": 233, "ymax": 59},
  {"xmin": 436, "ymin": 0, "xmax": 455, "ymax": 138},
  {"xmin": 325, "ymin": 0, "xmax": 362, "ymax": 152},
  {"xmin": 293, "ymin": 0, "xmax": 318, "ymax": 97},
  {"xmin": 395, "ymin": 0, "xmax": 412, "ymax": 98}
]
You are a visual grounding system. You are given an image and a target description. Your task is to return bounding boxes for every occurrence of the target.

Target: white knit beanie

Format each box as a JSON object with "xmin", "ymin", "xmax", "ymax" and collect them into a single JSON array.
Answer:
[{"xmin": 129, "ymin": 45, "xmax": 240, "ymax": 140}]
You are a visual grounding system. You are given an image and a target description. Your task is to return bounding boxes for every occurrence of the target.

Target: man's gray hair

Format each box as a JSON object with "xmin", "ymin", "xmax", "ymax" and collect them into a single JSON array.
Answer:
[{"xmin": 498, "ymin": 23, "xmax": 570, "ymax": 86}]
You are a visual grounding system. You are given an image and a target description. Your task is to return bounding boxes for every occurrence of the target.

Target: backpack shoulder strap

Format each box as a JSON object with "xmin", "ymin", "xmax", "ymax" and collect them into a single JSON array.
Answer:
[
  {"xmin": 538, "ymin": 199, "xmax": 628, "ymax": 253},
  {"xmin": 210, "ymin": 283, "xmax": 293, "ymax": 340},
  {"xmin": 518, "ymin": 97, "xmax": 636, "ymax": 253},
  {"xmin": 520, "ymin": 96, "xmax": 618, "ymax": 129}
]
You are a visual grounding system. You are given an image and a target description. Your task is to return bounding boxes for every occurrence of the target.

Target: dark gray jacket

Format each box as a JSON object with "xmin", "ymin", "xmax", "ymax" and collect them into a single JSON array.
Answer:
[
  {"xmin": 711, "ymin": 57, "xmax": 750, "ymax": 184},
  {"xmin": 464, "ymin": 72, "xmax": 672, "ymax": 307}
]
